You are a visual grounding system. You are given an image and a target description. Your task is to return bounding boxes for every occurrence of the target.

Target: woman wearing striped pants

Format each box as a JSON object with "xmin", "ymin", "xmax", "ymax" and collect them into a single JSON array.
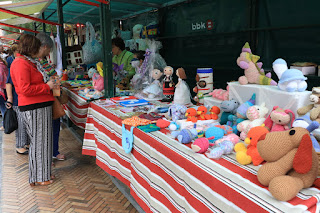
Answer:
[{"xmin": 11, "ymin": 34, "xmax": 56, "ymax": 186}]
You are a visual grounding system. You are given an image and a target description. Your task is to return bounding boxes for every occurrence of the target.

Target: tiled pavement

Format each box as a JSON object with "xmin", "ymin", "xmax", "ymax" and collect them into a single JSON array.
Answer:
[{"xmin": 0, "ymin": 124, "xmax": 138, "ymax": 213}]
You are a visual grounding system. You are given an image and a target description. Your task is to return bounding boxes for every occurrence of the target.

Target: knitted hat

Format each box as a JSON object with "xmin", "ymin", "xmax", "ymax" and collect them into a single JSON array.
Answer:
[
  {"xmin": 242, "ymin": 42, "xmax": 252, "ymax": 53},
  {"xmin": 237, "ymin": 94, "xmax": 256, "ymax": 118}
]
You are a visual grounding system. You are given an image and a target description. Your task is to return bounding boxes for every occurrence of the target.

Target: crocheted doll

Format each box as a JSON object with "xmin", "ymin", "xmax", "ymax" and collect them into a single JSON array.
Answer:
[
  {"xmin": 173, "ymin": 68, "xmax": 192, "ymax": 105},
  {"xmin": 142, "ymin": 69, "xmax": 163, "ymax": 99},
  {"xmin": 162, "ymin": 66, "xmax": 175, "ymax": 102},
  {"xmin": 264, "ymin": 106, "xmax": 295, "ymax": 132}
]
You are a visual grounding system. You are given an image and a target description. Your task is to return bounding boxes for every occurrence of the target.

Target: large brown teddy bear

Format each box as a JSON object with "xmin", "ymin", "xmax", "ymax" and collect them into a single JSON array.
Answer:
[
  {"xmin": 257, "ymin": 127, "xmax": 319, "ymax": 201},
  {"xmin": 297, "ymin": 87, "xmax": 320, "ymax": 123}
]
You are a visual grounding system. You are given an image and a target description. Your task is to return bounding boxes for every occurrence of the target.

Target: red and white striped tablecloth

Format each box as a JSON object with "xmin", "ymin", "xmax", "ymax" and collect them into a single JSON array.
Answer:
[
  {"xmin": 82, "ymin": 101, "xmax": 320, "ymax": 213},
  {"xmin": 63, "ymin": 88, "xmax": 90, "ymax": 129}
]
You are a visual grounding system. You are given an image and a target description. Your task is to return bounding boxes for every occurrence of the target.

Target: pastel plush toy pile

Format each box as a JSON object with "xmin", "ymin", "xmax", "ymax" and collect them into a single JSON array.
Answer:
[
  {"xmin": 297, "ymin": 87, "xmax": 320, "ymax": 123},
  {"xmin": 237, "ymin": 42, "xmax": 277, "ymax": 86},
  {"xmin": 257, "ymin": 127, "xmax": 319, "ymax": 201}
]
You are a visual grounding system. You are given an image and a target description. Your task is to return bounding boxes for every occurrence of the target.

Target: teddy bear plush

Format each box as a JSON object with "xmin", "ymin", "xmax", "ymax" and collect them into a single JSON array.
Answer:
[
  {"xmin": 263, "ymin": 106, "xmax": 295, "ymax": 132},
  {"xmin": 297, "ymin": 87, "xmax": 320, "ymax": 123},
  {"xmin": 237, "ymin": 42, "xmax": 277, "ymax": 86},
  {"xmin": 257, "ymin": 126, "xmax": 319, "ymax": 201}
]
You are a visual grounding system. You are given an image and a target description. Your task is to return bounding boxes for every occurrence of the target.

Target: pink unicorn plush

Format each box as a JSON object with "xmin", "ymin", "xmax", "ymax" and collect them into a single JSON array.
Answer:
[{"xmin": 237, "ymin": 42, "xmax": 277, "ymax": 86}]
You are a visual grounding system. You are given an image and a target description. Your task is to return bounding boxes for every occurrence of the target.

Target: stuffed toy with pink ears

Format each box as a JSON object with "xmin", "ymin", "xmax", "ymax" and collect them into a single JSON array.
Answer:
[{"xmin": 263, "ymin": 106, "xmax": 295, "ymax": 132}]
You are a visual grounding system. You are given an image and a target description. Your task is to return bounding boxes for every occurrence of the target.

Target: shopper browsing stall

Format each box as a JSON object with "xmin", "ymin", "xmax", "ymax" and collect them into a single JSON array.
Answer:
[{"xmin": 112, "ymin": 37, "xmax": 135, "ymax": 84}]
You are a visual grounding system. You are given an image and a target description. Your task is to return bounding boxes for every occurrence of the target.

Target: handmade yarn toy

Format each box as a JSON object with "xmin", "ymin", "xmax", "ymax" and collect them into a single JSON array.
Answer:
[
  {"xmin": 227, "ymin": 93, "xmax": 256, "ymax": 133},
  {"xmin": 257, "ymin": 127, "xmax": 319, "ymax": 201},
  {"xmin": 292, "ymin": 115, "xmax": 320, "ymax": 152},
  {"xmin": 206, "ymin": 140, "xmax": 234, "ymax": 160},
  {"xmin": 215, "ymin": 133, "xmax": 240, "ymax": 145},
  {"xmin": 142, "ymin": 69, "xmax": 163, "ymax": 99},
  {"xmin": 168, "ymin": 122, "xmax": 180, "ymax": 131},
  {"xmin": 174, "ymin": 68, "xmax": 192, "ymax": 105},
  {"xmin": 209, "ymin": 106, "xmax": 220, "ymax": 120},
  {"xmin": 171, "ymin": 128, "xmax": 198, "ymax": 144},
  {"xmin": 191, "ymin": 138, "xmax": 213, "ymax": 154},
  {"xmin": 162, "ymin": 66, "xmax": 175, "ymax": 102},
  {"xmin": 264, "ymin": 106, "xmax": 295, "ymax": 132},
  {"xmin": 208, "ymin": 86, "xmax": 229, "ymax": 101},
  {"xmin": 220, "ymin": 99, "xmax": 239, "ymax": 125},
  {"xmin": 237, "ymin": 42, "xmax": 277, "ymax": 86},
  {"xmin": 273, "ymin": 58, "xmax": 307, "ymax": 92},
  {"xmin": 168, "ymin": 104, "xmax": 187, "ymax": 122},
  {"xmin": 92, "ymin": 73, "xmax": 104, "ymax": 92},
  {"xmin": 205, "ymin": 125, "xmax": 232, "ymax": 143},
  {"xmin": 156, "ymin": 119, "xmax": 170, "ymax": 128},
  {"xmin": 197, "ymin": 106, "xmax": 211, "ymax": 120},
  {"xmin": 297, "ymin": 87, "xmax": 320, "ymax": 123},
  {"xmin": 234, "ymin": 126, "xmax": 269, "ymax": 165},
  {"xmin": 185, "ymin": 108, "xmax": 198, "ymax": 123},
  {"xmin": 88, "ymin": 67, "xmax": 98, "ymax": 79},
  {"xmin": 237, "ymin": 102, "xmax": 269, "ymax": 140}
]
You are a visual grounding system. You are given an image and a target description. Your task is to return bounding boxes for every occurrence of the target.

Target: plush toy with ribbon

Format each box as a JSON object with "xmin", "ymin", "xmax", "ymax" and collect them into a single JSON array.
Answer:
[{"xmin": 263, "ymin": 106, "xmax": 295, "ymax": 132}]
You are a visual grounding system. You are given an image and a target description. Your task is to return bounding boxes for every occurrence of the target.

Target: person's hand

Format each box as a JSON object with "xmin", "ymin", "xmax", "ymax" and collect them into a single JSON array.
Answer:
[
  {"xmin": 47, "ymin": 79, "xmax": 55, "ymax": 90},
  {"xmin": 6, "ymin": 100, "xmax": 13, "ymax": 109}
]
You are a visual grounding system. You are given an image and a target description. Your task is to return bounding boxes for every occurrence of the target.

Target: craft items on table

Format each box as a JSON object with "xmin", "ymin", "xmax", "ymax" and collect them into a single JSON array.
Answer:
[
  {"xmin": 234, "ymin": 126, "xmax": 269, "ymax": 165},
  {"xmin": 264, "ymin": 106, "xmax": 295, "ymax": 132},
  {"xmin": 185, "ymin": 108, "xmax": 198, "ymax": 123},
  {"xmin": 122, "ymin": 124, "xmax": 135, "ymax": 154},
  {"xmin": 257, "ymin": 127, "xmax": 320, "ymax": 201},
  {"xmin": 138, "ymin": 112, "xmax": 164, "ymax": 121},
  {"xmin": 227, "ymin": 93, "xmax": 256, "ymax": 133},
  {"xmin": 206, "ymin": 140, "xmax": 234, "ymax": 160},
  {"xmin": 88, "ymin": 67, "xmax": 98, "ymax": 79},
  {"xmin": 220, "ymin": 99, "xmax": 239, "ymax": 125},
  {"xmin": 162, "ymin": 66, "xmax": 175, "ymax": 102},
  {"xmin": 78, "ymin": 88, "xmax": 104, "ymax": 100},
  {"xmin": 208, "ymin": 86, "xmax": 229, "ymax": 101},
  {"xmin": 156, "ymin": 119, "xmax": 171, "ymax": 128},
  {"xmin": 171, "ymin": 129, "xmax": 198, "ymax": 144},
  {"xmin": 119, "ymin": 99, "xmax": 149, "ymax": 107},
  {"xmin": 292, "ymin": 115, "xmax": 320, "ymax": 152},
  {"xmin": 297, "ymin": 87, "xmax": 320, "ymax": 123},
  {"xmin": 214, "ymin": 133, "xmax": 240, "ymax": 145},
  {"xmin": 205, "ymin": 126, "xmax": 225, "ymax": 143},
  {"xmin": 111, "ymin": 96, "xmax": 137, "ymax": 103},
  {"xmin": 237, "ymin": 102, "xmax": 269, "ymax": 140},
  {"xmin": 168, "ymin": 122, "xmax": 180, "ymax": 131},
  {"xmin": 273, "ymin": 58, "xmax": 308, "ymax": 92},
  {"xmin": 173, "ymin": 68, "xmax": 192, "ymax": 105},
  {"xmin": 122, "ymin": 116, "xmax": 153, "ymax": 127},
  {"xmin": 191, "ymin": 138, "xmax": 214, "ymax": 153},
  {"xmin": 237, "ymin": 42, "xmax": 277, "ymax": 86},
  {"xmin": 141, "ymin": 69, "xmax": 163, "ymax": 100},
  {"xmin": 137, "ymin": 124, "xmax": 160, "ymax": 133},
  {"xmin": 193, "ymin": 68, "xmax": 214, "ymax": 105},
  {"xmin": 209, "ymin": 106, "xmax": 220, "ymax": 120},
  {"xmin": 196, "ymin": 106, "xmax": 211, "ymax": 120},
  {"xmin": 168, "ymin": 104, "xmax": 187, "ymax": 122}
]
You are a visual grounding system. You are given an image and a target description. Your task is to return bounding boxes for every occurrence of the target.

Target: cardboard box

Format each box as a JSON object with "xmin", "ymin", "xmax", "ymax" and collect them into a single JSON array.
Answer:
[{"xmin": 290, "ymin": 66, "xmax": 316, "ymax": 75}]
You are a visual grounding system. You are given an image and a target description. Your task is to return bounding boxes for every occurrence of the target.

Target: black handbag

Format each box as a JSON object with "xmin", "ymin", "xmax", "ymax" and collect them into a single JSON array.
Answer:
[{"xmin": 3, "ymin": 107, "xmax": 18, "ymax": 134}]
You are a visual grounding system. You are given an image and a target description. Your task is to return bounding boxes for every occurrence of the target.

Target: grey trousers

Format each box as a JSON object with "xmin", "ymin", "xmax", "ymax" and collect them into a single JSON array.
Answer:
[
  {"xmin": 13, "ymin": 106, "xmax": 30, "ymax": 148},
  {"xmin": 20, "ymin": 106, "xmax": 53, "ymax": 183}
]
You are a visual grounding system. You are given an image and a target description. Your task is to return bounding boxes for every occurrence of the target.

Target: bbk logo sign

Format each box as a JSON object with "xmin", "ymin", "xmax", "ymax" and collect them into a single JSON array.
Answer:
[{"xmin": 192, "ymin": 19, "xmax": 214, "ymax": 31}]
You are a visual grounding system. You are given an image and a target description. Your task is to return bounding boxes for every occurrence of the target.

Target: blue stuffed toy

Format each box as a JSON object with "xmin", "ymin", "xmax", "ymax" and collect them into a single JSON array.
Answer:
[
  {"xmin": 220, "ymin": 99, "xmax": 239, "ymax": 125},
  {"xmin": 171, "ymin": 129, "xmax": 198, "ymax": 144}
]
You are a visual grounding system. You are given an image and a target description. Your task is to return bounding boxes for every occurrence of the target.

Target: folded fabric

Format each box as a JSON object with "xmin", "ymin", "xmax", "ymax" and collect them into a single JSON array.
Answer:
[
  {"xmin": 137, "ymin": 124, "xmax": 160, "ymax": 133},
  {"xmin": 122, "ymin": 116, "xmax": 153, "ymax": 127},
  {"xmin": 139, "ymin": 112, "xmax": 164, "ymax": 121}
]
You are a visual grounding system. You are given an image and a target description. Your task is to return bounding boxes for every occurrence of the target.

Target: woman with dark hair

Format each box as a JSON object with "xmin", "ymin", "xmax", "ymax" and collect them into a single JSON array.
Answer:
[
  {"xmin": 112, "ymin": 37, "xmax": 135, "ymax": 83},
  {"xmin": 11, "ymin": 34, "xmax": 56, "ymax": 186}
]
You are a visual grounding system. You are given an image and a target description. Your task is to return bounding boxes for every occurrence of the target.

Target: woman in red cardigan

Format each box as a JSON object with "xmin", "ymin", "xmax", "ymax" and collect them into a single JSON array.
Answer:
[{"xmin": 11, "ymin": 34, "xmax": 56, "ymax": 186}]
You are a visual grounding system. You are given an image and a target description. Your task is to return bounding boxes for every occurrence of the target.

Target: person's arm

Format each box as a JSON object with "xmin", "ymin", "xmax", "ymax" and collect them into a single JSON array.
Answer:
[
  {"xmin": 125, "ymin": 54, "xmax": 135, "ymax": 78},
  {"xmin": 5, "ymin": 83, "xmax": 13, "ymax": 108},
  {"xmin": 12, "ymin": 60, "xmax": 53, "ymax": 96}
]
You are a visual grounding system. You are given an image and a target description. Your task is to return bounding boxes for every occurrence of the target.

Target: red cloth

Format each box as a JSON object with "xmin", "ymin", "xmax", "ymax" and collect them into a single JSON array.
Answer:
[{"xmin": 10, "ymin": 54, "xmax": 54, "ymax": 106}]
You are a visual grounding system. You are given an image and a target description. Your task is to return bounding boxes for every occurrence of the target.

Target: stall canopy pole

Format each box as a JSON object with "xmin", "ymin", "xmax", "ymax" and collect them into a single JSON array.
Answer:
[
  {"xmin": 42, "ymin": 13, "xmax": 46, "ymax": 33},
  {"xmin": 100, "ymin": 2, "xmax": 113, "ymax": 98},
  {"xmin": 33, "ymin": 22, "xmax": 37, "ymax": 36},
  {"xmin": 0, "ymin": 22, "xmax": 39, "ymax": 34},
  {"xmin": 0, "ymin": 28, "xmax": 23, "ymax": 35},
  {"xmin": 57, "ymin": 0, "xmax": 67, "ymax": 69}
]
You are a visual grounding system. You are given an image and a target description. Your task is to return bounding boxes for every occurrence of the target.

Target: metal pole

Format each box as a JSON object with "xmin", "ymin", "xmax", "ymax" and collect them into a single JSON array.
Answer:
[
  {"xmin": 41, "ymin": 13, "xmax": 46, "ymax": 33},
  {"xmin": 33, "ymin": 22, "xmax": 37, "ymax": 36},
  {"xmin": 57, "ymin": 0, "xmax": 67, "ymax": 69},
  {"xmin": 100, "ymin": 2, "xmax": 113, "ymax": 98}
]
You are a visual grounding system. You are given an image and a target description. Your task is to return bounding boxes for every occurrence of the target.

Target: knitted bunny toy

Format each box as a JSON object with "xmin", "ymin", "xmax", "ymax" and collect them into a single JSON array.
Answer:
[
  {"xmin": 263, "ymin": 106, "xmax": 295, "ymax": 132},
  {"xmin": 237, "ymin": 102, "xmax": 269, "ymax": 140},
  {"xmin": 257, "ymin": 126, "xmax": 319, "ymax": 201},
  {"xmin": 237, "ymin": 42, "xmax": 277, "ymax": 86}
]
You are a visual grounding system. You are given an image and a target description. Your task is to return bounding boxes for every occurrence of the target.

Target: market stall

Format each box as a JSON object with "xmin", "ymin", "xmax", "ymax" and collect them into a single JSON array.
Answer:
[{"xmin": 82, "ymin": 100, "xmax": 320, "ymax": 213}]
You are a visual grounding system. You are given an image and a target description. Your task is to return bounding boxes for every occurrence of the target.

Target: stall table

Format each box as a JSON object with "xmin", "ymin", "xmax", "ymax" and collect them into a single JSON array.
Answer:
[
  {"xmin": 82, "ymin": 100, "xmax": 320, "ymax": 213},
  {"xmin": 63, "ymin": 87, "xmax": 90, "ymax": 129}
]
